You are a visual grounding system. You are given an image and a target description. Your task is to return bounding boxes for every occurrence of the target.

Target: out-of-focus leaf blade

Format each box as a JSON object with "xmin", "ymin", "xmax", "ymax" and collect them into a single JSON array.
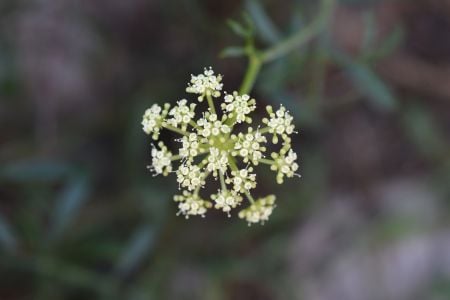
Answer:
[
  {"xmin": 361, "ymin": 11, "xmax": 376, "ymax": 55},
  {"xmin": 245, "ymin": 0, "xmax": 281, "ymax": 44},
  {"xmin": 48, "ymin": 174, "xmax": 90, "ymax": 241},
  {"xmin": 375, "ymin": 26, "xmax": 404, "ymax": 59},
  {"xmin": 0, "ymin": 213, "xmax": 17, "ymax": 253},
  {"xmin": 332, "ymin": 49, "xmax": 397, "ymax": 111},
  {"xmin": 115, "ymin": 224, "xmax": 156, "ymax": 277},
  {"xmin": 227, "ymin": 19, "xmax": 250, "ymax": 38},
  {"xmin": 401, "ymin": 103, "xmax": 447, "ymax": 159},
  {"xmin": 219, "ymin": 46, "xmax": 246, "ymax": 58},
  {"xmin": 0, "ymin": 161, "xmax": 72, "ymax": 182}
]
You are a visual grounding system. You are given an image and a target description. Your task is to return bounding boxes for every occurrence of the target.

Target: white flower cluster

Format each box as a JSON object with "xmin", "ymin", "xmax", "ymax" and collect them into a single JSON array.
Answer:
[
  {"xmin": 174, "ymin": 191, "xmax": 212, "ymax": 218},
  {"xmin": 222, "ymin": 92, "xmax": 256, "ymax": 124},
  {"xmin": 238, "ymin": 195, "xmax": 276, "ymax": 225},
  {"xmin": 231, "ymin": 128, "xmax": 267, "ymax": 165},
  {"xmin": 186, "ymin": 67, "xmax": 223, "ymax": 102},
  {"xmin": 167, "ymin": 99, "xmax": 196, "ymax": 131},
  {"xmin": 263, "ymin": 105, "xmax": 296, "ymax": 144},
  {"xmin": 142, "ymin": 67, "xmax": 300, "ymax": 224},
  {"xmin": 142, "ymin": 103, "xmax": 170, "ymax": 140},
  {"xmin": 149, "ymin": 141, "xmax": 172, "ymax": 176},
  {"xmin": 212, "ymin": 189, "xmax": 243, "ymax": 216}
]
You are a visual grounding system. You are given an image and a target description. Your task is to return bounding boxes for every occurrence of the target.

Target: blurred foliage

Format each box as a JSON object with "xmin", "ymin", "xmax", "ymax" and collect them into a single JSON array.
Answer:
[{"xmin": 1, "ymin": 0, "xmax": 450, "ymax": 299}]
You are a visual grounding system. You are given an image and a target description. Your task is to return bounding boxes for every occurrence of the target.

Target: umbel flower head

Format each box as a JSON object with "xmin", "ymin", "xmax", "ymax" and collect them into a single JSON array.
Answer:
[{"xmin": 142, "ymin": 67, "xmax": 300, "ymax": 225}]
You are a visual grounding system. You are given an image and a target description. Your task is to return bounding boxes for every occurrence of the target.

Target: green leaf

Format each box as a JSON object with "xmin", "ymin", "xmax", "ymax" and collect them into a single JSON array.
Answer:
[
  {"xmin": 227, "ymin": 19, "xmax": 250, "ymax": 38},
  {"xmin": 219, "ymin": 46, "xmax": 246, "ymax": 58},
  {"xmin": 401, "ymin": 103, "xmax": 447, "ymax": 159},
  {"xmin": 375, "ymin": 26, "xmax": 404, "ymax": 59},
  {"xmin": 361, "ymin": 11, "xmax": 376, "ymax": 55},
  {"xmin": 48, "ymin": 174, "xmax": 91, "ymax": 241},
  {"xmin": 0, "ymin": 213, "xmax": 17, "ymax": 253},
  {"xmin": 332, "ymin": 49, "xmax": 397, "ymax": 111},
  {"xmin": 0, "ymin": 161, "xmax": 72, "ymax": 182},
  {"xmin": 115, "ymin": 224, "xmax": 156, "ymax": 277},
  {"xmin": 245, "ymin": 0, "xmax": 281, "ymax": 44}
]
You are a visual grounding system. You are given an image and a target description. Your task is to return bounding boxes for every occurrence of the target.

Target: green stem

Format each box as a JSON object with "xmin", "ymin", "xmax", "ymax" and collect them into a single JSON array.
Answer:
[
  {"xmin": 258, "ymin": 127, "xmax": 271, "ymax": 134},
  {"xmin": 239, "ymin": 54, "xmax": 262, "ymax": 95},
  {"xmin": 244, "ymin": 191, "xmax": 255, "ymax": 204},
  {"xmin": 171, "ymin": 154, "xmax": 182, "ymax": 161},
  {"xmin": 260, "ymin": 0, "xmax": 335, "ymax": 64},
  {"xmin": 259, "ymin": 158, "xmax": 275, "ymax": 165},
  {"xmin": 189, "ymin": 120, "xmax": 199, "ymax": 129},
  {"xmin": 195, "ymin": 171, "xmax": 210, "ymax": 194},
  {"xmin": 219, "ymin": 172, "xmax": 227, "ymax": 191},
  {"xmin": 227, "ymin": 156, "xmax": 239, "ymax": 171},
  {"xmin": 206, "ymin": 93, "xmax": 216, "ymax": 115},
  {"xmin": 163, "ymin": 124, "xmax": 189, "ymax": 136}
]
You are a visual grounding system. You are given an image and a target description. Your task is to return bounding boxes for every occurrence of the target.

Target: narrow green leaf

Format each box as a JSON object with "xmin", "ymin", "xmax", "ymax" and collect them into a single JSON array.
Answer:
[
  {"xmin": 245, "ymin": 0, "xmax": 281, "ymax": 44},
  {"xmin": 0, "ymin": 161, "xmax": 72, "ymax": 182},
  {"xmin": 227, "ymin": 19, "xmax": 250, "ymax": 38},
  {"xmin": 219, "ymin": 46, "xmax": 246, "ymax": 58},
  {"xmin": 361, "ymin": 11, "xmax": 376, "ymax": 55},
  {"xmin": 48, "ymin": 174, "xmax": 90, "ymax": 241},
  {"xmin": 375, "ymin": 26, "xmax": 404, "ymax": 59},
  {"xmin": 0, "ymin": 213, "xmax": 17, "ymax": 253},
  {"xmin": 115, "ymin": 224, "xmax": 155, "ymax": 277},
  {"xmin": 401, "ymin": 103, "xmax": 447, "ymax": 159},
  {"xmin": 332, "ymin": 49, "xmax": 397, "ymax": 111}
]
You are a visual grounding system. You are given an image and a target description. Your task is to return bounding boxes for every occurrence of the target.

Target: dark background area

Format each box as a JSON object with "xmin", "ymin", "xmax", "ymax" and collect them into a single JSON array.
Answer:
[{"xmin": 1, "ymin": 0, "xmax": 450, "ymax": 299}]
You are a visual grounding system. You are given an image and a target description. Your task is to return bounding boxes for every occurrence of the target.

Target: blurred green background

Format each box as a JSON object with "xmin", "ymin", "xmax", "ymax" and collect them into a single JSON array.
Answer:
[{"xmin": 1, "ymin": 0, "xmax": 450, "ymax": 299}]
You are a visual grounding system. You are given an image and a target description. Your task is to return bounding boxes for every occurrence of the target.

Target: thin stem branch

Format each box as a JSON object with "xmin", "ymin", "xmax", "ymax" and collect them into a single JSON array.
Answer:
[
  {"xmin": 206, "ymin": 93, "xmax": 216, "ymax": 115},
  {"xmin": 244, "ymin": 191, "xmax": 255, "ymax": 204},
  {"xmin": 259, "ymin": 158, "xmax": 275, "ymax": 165},
  {"xmin": 219, "ymin": 172, "xmax": 227, "ymax": 191},
  {"xmin": 163, "ymin": 124, "xmax": 189, "ymax": 136},
  {"xmin": 227, "ymin": 156, "xmax": 239, "ymax": 171},
  {"xmin": 234, "ymin": 0, "xmax": 335, "ymax": 97},
  {"xmin": 171, "ymin": 154, "xmax": 182, "ymax": 161},
  {"xmin": 189, "ymin": 120, "xmax": 199, "ymax": 129},
  {"xmin": 258, "ymin": 127, "xmax": 271, "ymax": 134},
  {"xmin": 260, "ymin": 0, "xmax": 335, "ymax": 64},
  {"xmin": 239, "ymin": 54, "xmax": 262, "ymax": 95}
]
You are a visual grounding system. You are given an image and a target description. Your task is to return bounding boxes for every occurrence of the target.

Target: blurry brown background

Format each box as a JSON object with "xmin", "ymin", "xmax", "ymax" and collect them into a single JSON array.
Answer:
[{"xmin": 1, "ymin": 0, "xmax": 450, "ymax": 299}]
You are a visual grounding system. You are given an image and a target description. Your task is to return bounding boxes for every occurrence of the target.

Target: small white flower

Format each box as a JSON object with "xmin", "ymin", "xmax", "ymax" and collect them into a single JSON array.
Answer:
[
  {"xmin": 176, "ymin": 163, "xmax": 205, "ymax": 191},
  {"xmin": 206, "ymin": 147, "xmax": 228, "ymax": 177},
  {"xmin": 221, "ymin": 92, "xmax": 256, "ymax": 124},
  {"xmin": 149, "ymin": 142, "xmax": 172, "ymax": 176},
  {"xmin": 179, "ymin": 133, "xmax": 202, "ymax": 161},
  {"xmin": 238, "ymin": 195, "xmax": 276, "ymax": 225},
  {"xmin": 142, "ymin": 103, "xmax": 170, "ymax": 140},
  {"xmin": 226, "ymin": 167, "xmax": 256, "ymax": 193},
  {"xmin": 167, "ymin": 99, "xmax": 196, "ymax": 131},
  {"xmin": 186, "ymin": 67, "xmax": 223, "ymax": 101},
  {"xmin": 232, "ymin": 128, "xmax": 267, "ymax": 165},
  {"xmin": 270, "ymin": 148, "xmax": 299, "ymax": 184},
  {"xmin": 174, "ymin": 191, "xmax": 212, "ymax": 218},
  {"xmin": 211, "ymin": 189, "xmax": 242, "ymax": 216},
  {"xmin": 262, "ymin": 105, "xmax": 295, "ymax": 144},
  {"xmin": 196, "ymin": 113, "xmax": 230, "ymax": 138}
]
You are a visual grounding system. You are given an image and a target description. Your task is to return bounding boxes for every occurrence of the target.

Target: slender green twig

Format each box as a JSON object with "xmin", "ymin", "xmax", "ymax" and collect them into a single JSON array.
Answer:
[
  {"xmin": 237, "ymin": 0, "xmax": 335, "ymax": 96},
  {"xmin": 260, "ymin": 0, "xmax": 335, "ymax": 64},
  {"xmin": 259, "ymin": 158, "xmax": 275, "ymax": 165},
  {"xmin": 206, "ymin": 93, "xmax": 216, "ymax": 114},
  {"xmin": 239, "ymin": 54, "xmax": 262, "ymax": 95},
  {"xmin": 219, "ymin": 172, "xmax": 227, "ymax": 191},
  {"xmin": 244, "ymin": 190, "xmax": 255, "ymax": 204},
  {"xmin": 258, "ymin": 127, "xmax": 271, "ymax": 134},
  {"xmin": 163, "ymin": 124, "xmax": 189, "ymax": 136}
]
